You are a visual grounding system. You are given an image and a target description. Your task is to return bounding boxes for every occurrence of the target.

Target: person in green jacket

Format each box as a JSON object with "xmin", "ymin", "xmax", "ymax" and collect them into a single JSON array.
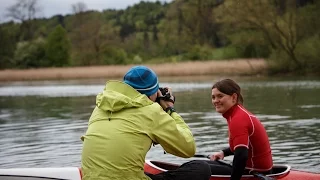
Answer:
[{"xmin": 81, "ymin": 65, "xmax": 211, "ymax": 180}]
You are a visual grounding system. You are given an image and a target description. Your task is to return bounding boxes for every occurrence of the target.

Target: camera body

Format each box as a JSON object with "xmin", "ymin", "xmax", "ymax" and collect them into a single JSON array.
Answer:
[
  {"xmin": 159, "ymin": 87, "xmax": 171, "ymax": 99},
  {"xmin": 156, "ymin": 87, "xmax": 175, "ymax": 103}
]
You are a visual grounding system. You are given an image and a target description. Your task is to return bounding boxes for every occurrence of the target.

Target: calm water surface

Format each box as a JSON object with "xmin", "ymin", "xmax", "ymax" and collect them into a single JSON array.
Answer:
[{"xmin": 0, "ymin": 76, "xmax": 319, "ymax": 173}]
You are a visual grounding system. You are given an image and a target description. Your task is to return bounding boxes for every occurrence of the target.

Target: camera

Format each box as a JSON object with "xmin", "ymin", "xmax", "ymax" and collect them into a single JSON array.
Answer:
[{"xmin": 156, "ymin": 87, "xmax": 175, "ymax": 103}]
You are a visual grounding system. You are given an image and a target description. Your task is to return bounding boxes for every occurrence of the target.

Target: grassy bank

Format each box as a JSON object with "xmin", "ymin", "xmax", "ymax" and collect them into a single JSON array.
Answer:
[{"xmin": 0, "ymin": 59, "xmax": 267, "ymax": 81}]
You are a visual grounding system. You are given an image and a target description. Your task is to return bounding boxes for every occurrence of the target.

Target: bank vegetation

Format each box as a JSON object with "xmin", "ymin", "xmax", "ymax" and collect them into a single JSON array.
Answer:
[{"xmin": 0, "ymin": 0, "xmax": 319, "ymax": 76}]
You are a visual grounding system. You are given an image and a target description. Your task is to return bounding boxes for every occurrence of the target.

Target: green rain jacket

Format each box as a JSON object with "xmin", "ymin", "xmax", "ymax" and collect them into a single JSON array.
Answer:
[{"xmin": 81, "ymin": 80, "xmax": 196, "ymax": 180}]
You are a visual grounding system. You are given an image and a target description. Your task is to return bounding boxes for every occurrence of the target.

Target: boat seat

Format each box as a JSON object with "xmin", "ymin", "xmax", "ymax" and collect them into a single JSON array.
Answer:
[
  {"xmin": 151, "ymin": 161, "xmax": 179, "ymax": 171},
  {"xmin": 149, "ymin": 161, "xmax": 290, "ymax": 176}
]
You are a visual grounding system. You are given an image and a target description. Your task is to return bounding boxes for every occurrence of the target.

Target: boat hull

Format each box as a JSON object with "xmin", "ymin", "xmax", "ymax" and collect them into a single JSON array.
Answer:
[
  {"xmin": 0, "ymin": 162, "xmax": 319, "ymax": 180},
  {"xmin": 144, "ymin": 160, "xmax": 320, "ymax": 180},
  {"xmin": 0, "ymin": 167, "xmax": 82, "ymax": 180}
]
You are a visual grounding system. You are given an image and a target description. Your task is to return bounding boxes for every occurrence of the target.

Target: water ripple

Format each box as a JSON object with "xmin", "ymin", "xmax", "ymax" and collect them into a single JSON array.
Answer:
[{"xmin": 0, "ymin": 79, "xmax": 319, "ymax": 174}]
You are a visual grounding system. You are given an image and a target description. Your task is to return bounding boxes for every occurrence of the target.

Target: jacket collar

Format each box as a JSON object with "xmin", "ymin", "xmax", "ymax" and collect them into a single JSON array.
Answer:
[{"xmin": 222, "ymin": 104, "xmax": 238, "ymax": 120}]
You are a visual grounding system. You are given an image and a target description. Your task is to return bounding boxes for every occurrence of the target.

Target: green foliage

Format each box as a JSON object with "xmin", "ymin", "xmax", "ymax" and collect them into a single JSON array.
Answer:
[
  {"xmin": 147, "ymin": 56, "xmax": 183, "ymax": 64},
  {"xmin": 101, "ymin": 47, "xmax": 128, "ymax": 65},
  {"xmin": 45, "ymin": 25, "xmax": 71, "ymax": 67},
  {"xmin": 183, "ymin": 45, "xmax": 214, "ymax": 61},
  {"xmin": 243, "ymin": 44, "xmax": 270, "ymax": 58},
  {"xmin": 225, "ymin": 30, "xmax": 271, "ymax": 58},
  {"xmin": 267, "ymin": 49, "xmax": 293, "ymax": 75},
  {"xmin": 0, "ymin": 0, "xmax": 319, "ymax": 75},
  {"xmin": 132, "ymin": 55, "xmax": 143, "ymax": 64},
  {"xmin": 268, "ymin": 34, "xmax": 320, "ymax": 75},
  {"xmin": 214, "ymin": 0, "xmax": 319, "ymax": 75},
  {"xmin": 118, "ymin": 1, "xmax": 166, "ymax": 39},
  {"xmin": 296, "ymin": 1, "xmax": 320, "ymax": 40},
  {"xmin": 211, "ymin": 46, "xmax": 245, "ymax": 60},
  {"xmin": 166, "ymin": 0, "xmax": 223, "ymax": 47},
  {"xmin": 295, "ymin": 34, "xmax": 320, "ymax": 74},
  {"xmin": 13, "ymin": 39, "xmax": 46, "ymax": 68},
  {"xmin": 0, "ymin": 25, "xmax": 17, "ymax": 69}
]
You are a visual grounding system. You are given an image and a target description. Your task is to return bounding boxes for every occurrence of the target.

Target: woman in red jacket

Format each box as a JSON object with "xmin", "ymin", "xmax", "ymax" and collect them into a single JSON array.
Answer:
[{"xmin": 209, "ymin": 79, "xmax": 273, "ymax": 180}]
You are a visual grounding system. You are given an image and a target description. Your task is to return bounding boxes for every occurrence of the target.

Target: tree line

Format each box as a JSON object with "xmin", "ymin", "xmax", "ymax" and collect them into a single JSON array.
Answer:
[{"xmin": 0, "ymin": 0, "xmax": 319, "ymax": 75}]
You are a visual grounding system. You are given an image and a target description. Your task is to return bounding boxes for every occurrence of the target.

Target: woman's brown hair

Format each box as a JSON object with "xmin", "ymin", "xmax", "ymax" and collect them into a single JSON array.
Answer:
[{"xmin": 212, "ymin": 79, "xmax": 244, "ymax": 105}]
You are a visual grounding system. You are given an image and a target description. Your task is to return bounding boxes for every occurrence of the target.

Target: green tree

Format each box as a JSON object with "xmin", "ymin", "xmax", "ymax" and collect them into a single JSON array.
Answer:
[
  {"xmin": 215, "ymin": 0, "xmax": 319, "ymax": 74},
  {"xmin": 13, "ymin": 38, "xmax": 46, "ymax": 68},
  {"xmin": 6, "ymin": 0, "xmax": 40, "ymax": 40},
  {"xmin": 68, "ymin": 11, "xmax": 120, "ymax": 66},
  {"xmin": 45, "ymin": 25, "xmax": 71, "ymax": 67},
  {"xmin": 0, "ymin": 25, "xmax": 17, "ymax": 69},
  {"xmin": 163, "ymin": 0, "xmax": 223, "ymax": 47}
]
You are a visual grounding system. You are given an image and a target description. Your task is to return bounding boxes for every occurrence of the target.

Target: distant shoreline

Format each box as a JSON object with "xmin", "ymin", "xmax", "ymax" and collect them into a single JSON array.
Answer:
[{"xmin": 0, "ymin": 59, "xmax": 267, "ymax": 82}]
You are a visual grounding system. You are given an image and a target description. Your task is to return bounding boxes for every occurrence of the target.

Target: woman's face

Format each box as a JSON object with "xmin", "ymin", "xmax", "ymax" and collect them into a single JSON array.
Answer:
[{"xmin": 211, "ymin": 88, "xmax": 237, "ymax": 114}]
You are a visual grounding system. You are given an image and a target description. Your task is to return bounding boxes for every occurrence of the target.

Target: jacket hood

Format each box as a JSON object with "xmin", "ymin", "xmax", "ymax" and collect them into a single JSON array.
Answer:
[{"xmin": 96, "ymin": 80, "xmax": 154, "ymax": 112}]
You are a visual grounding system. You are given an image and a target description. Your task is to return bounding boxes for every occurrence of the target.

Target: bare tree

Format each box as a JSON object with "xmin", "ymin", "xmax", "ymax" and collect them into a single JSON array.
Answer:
[
  {"xmin": 6, "ymin": 0, "xmax": 40, "ymax": 22},
  {"xmin": 71, "ymin": 2, "xmax": 88, "ymax": 28},
  {"xmin": 6, "ymin": 0, "xmax": 40, "ymax": 40},
  {"xmin": 72, "ymin": 2, "xmax": 88, "ymax": 15}
]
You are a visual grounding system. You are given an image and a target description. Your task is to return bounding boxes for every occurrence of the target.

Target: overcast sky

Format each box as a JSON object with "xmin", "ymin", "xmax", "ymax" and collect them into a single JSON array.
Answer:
[{"xmin": 0, "ymin": 0, "xmax": 172, "ymax": 23}]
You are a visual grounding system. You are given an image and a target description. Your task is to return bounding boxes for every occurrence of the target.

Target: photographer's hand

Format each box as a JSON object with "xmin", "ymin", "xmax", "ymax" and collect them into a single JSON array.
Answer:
[
  {"xmin": 166, "ymin": 87, "xmax": 175, "ymax": 103},
  {"xmin": 157, "ymin": 88, "xmax": 174, "ymax": 110}
]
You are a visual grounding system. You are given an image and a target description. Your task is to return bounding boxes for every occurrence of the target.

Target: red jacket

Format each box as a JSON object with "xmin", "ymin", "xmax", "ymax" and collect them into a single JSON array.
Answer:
[{"xmin": 223, "ymin": 104, "xmax": 273, "ymax": 171}]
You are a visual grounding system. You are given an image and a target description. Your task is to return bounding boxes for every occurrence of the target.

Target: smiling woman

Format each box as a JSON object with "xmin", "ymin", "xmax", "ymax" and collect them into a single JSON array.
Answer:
[
  {"xmin": 209, "ymin": 79, "xmax": 273, "ymax": 180},
  {"xmin": 211, "ymin": 80, "xmax": 243, "ymax": 114}
]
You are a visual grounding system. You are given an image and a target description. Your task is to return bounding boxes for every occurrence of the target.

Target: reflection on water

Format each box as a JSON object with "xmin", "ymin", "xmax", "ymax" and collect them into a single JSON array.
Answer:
[
  {"xmin": 0, "ymin": 83, "xmax": 211, "ymax": 97},
  {"xmin": 0, "ymin": 77, "xmax": 319, "ymax": 173}
]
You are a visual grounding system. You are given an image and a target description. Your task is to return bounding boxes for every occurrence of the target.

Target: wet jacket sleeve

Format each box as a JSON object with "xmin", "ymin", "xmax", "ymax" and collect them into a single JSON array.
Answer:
[{"xmin": 149, "ymin": 109, "xmax": 196, "ymax": 158}]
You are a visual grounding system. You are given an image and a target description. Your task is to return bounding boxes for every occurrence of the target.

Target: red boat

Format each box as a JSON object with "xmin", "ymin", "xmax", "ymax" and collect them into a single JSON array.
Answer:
[
  {"xmin": 144, "ymin": 160, "xmax": 320, "ymax": 180},
  {"xmin": 1, "ymin": 161, "xmax": 319, "ymax": 180}
]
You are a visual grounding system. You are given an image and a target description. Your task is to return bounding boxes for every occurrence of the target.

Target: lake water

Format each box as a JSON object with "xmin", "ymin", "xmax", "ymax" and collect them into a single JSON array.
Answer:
[{"xmin": 0, "ymin": 76, "xmax": 319, "ymax": 173}]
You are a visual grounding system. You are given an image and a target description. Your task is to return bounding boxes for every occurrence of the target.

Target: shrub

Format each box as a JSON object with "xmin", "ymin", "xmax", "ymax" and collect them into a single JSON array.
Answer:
[
  {"xmin": 183, "ymin": 45, "xmax": 213, "ymax": 61},
  {"xmin": 101, "ymin": 47, "xmax": 128, "ymax": 65},
  {"xmin": 295, "ymin": 34, "xmax": 320, "ymax": 74},
  {"xmin": 13, "ymin": 39, "xmax": 46, "ymax": 68}
]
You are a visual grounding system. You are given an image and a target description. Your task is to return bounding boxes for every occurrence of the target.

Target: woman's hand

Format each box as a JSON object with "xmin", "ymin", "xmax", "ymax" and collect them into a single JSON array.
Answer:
[{"xmin": 210, "ymin": 151, "xmax": 224, "ymax": 161}]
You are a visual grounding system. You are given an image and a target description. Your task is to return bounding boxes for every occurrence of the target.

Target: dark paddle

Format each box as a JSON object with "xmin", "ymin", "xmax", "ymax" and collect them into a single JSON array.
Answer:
[{"xmin": 194, "ymin": 154, "xmax": 275, "ymax": 180}]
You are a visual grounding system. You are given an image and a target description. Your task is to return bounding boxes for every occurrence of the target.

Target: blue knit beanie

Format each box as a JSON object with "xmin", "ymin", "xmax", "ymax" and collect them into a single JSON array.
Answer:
[{"xmin": 123, "ymin": 66, "xmax": 159, "ymax": 96}]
